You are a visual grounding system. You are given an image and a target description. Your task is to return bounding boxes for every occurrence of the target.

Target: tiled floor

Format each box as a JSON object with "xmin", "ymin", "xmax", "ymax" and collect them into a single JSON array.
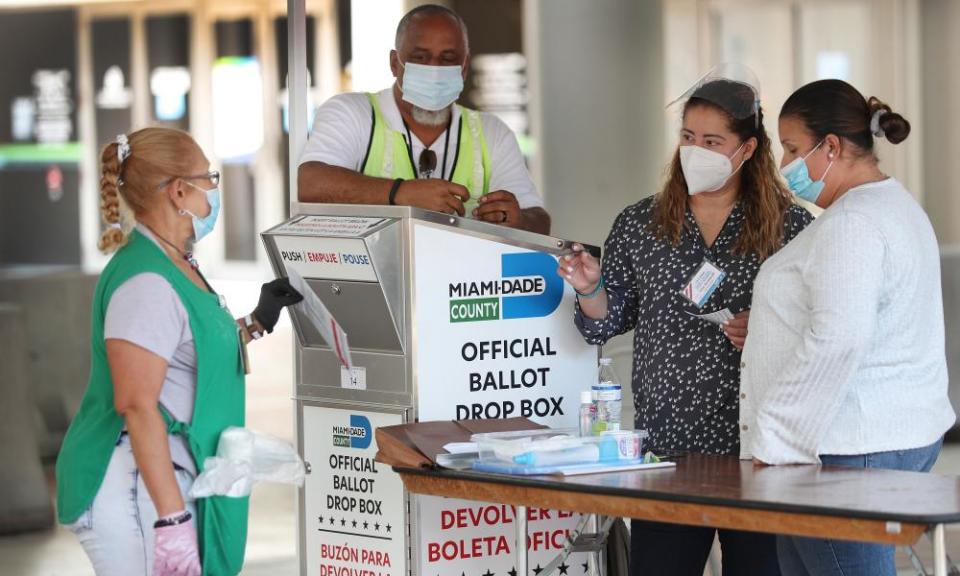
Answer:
[{"xmin": 2, "ymin": 311, "xmax": 960, "ymax": 575}]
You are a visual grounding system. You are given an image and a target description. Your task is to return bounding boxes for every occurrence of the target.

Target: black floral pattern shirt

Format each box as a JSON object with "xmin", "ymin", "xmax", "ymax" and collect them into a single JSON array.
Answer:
[{"xmin": 576, "ymin": 197, "xmax": 813, "ymax": 455}]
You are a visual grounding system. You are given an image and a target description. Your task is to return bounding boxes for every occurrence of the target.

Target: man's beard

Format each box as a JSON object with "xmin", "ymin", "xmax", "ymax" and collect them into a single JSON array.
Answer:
[{"xmin": 410, "ymin": 104, "xmax": 452, "ymax": 126}]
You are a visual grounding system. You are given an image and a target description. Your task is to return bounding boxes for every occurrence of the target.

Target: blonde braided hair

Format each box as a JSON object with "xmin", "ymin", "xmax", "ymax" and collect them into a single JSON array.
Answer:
[{"xmin": 96, "ymin": 128, "xmax": 205, "ymax": 253}]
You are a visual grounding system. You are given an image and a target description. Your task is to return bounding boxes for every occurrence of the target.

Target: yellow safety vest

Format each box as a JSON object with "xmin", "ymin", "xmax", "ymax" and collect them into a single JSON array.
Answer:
[{"xmin": 361, "ymin": 92, "xmax": 490, "ymax": 214}]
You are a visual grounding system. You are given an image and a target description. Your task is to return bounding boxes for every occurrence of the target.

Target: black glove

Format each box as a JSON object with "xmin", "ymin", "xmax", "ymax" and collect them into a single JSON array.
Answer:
[{"xmin": 253, "ymin": 277, "xmax": 303, "ymax": 333}]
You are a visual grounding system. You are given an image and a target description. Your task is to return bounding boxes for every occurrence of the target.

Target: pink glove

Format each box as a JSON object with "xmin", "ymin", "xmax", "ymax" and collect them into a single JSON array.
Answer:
[{"xmin": 153, "ymin": 512, "xmax": 202, "ymax": 576}]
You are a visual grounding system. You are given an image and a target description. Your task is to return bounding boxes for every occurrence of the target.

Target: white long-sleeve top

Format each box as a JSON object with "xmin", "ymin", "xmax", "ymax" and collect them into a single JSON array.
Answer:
[{"xmin": 739, "ymin": 178, "xmax": 955, "ymax": 464}]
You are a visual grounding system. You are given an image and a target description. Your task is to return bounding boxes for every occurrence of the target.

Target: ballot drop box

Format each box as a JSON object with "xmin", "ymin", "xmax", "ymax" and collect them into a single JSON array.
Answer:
[{"xmin": 261, "ymin": 204, "xmax": 600, "ymax": 576}]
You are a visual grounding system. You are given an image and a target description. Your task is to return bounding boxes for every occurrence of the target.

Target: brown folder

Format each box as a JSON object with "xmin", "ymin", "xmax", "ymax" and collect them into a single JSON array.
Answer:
[{"xmin": 375, "ymin": 417, "xmax": 547, "ymax": 469}]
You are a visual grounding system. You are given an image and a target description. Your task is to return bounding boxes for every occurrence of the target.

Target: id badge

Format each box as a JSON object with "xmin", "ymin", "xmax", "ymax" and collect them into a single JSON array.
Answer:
[
  {"xmin": 680, "ymin": 259, "xmax": 725, "ymax": 308},
  {"xmin": 238, "ymin": 328, "xmax": 251, "ymax": 375}
]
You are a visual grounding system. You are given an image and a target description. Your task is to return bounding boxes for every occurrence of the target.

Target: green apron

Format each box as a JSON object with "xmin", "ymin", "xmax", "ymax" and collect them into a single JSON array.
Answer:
[
  {"xmin": 360, "ymin": 92, "xmax": 491, "ymax": 214},
  {"xmin": 56, "ymin": 230, "xmax": 248, "ymax": 576}
]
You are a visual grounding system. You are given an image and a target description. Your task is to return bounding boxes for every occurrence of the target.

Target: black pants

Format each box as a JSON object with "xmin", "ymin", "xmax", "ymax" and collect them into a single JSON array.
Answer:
[{"xmin": 630, "ymin": 519, "xmax": 781, "ymax": 576}]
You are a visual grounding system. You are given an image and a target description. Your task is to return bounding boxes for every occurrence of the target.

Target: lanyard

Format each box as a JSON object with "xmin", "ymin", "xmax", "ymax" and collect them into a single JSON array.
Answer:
[
  {"xmin": 403, "ymin": 112, "xmax": 453, "ymax": 180},
  {"xmin": 144, "ymin": 224, "xmax": 222, "ymax": 305}
]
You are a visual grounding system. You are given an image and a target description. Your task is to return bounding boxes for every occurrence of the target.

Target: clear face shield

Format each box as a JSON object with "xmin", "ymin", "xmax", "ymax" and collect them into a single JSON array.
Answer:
[{"xmin": 667, "ymin": 62, "xmax": 762, "ymax": 128}]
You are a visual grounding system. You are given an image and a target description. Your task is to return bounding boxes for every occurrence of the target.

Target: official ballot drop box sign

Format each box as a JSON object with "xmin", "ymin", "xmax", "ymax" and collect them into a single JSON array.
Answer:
[
  {"xmin": 261, "ymin": 207, "xmax": 598, "ymax": 576},
  {"xmin": 412, "ymin": 224, "xmax": 597, "ymax": 574},
  {"xmin": 304, "ymin": 406, "xmax": 404, "ymax": 576}
]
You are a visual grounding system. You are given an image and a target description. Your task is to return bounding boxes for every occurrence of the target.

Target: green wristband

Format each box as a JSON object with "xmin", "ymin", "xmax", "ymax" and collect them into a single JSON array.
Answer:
[{"xmin": 576, "ymin": 276, "xmax": 604, "ymax": 298}]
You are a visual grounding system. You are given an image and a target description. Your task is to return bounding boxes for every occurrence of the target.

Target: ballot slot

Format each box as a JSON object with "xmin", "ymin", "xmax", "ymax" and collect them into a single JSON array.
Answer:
[
  {"xmin": 289, "ymin": 278, "xmax": 402, "ymax": 353},
  {"xmin": 260, "ymin": 218, "xmax": 405, "ymax": 354}
]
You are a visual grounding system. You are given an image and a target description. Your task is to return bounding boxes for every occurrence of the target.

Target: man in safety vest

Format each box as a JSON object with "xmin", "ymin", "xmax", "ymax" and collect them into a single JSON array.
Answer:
[{"xmin": 297, "ymin": 4, "xmax": 551, "ymax": 234}]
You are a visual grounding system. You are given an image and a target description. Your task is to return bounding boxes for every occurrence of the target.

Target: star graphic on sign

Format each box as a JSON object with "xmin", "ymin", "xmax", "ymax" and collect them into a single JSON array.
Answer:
[
  {"xmin": 558, "ymin": 562, "xmax": 569, "ymax": 575},
  {"xmin": 317, "ymin": 515, "xmax": 324, "ymax": 525},
  {"xmin": 328, "ymin": 516, "xmax": 335, "ymax": 525},
  {"xmin": 385, "ymin": 523, "xmax": 392, "ymax": 533},
  {"xmin": 352, "ymin": 520, "xmax": 358, "ymax": 528},
  {"xmin": 340, "ymin": 518, "xmax": 346, "ymax": 527},
  {"xmin": 533, "ymin": 565, "xmax": 544, "ymax": 575},
  {"xmin": 374, "ymin": 522, "xmax": 381, "ymax": 531},
  {"xmin": 581, "ymin": 562, "xmax": 589, "ymax": 574},
  {"xmin": 482, "ymin": 570, "xmax": 495, "ymax": 576},
  {"xmin": 508, "ymin": 568, "xmax": 517, "ymax": 576},
  {"xmin": 363, "ymin": 521, "xmax": 369, "ymax": 529}
]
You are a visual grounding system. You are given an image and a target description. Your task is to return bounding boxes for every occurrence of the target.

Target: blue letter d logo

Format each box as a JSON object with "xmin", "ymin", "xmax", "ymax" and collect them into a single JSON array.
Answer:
[
  {"xmin": 501, "ymin": 252, "xmax": 563, "ymax": 320},
  {"xmin": 349, "ymin": 415, "xmax": 372, "ymax": 449}
]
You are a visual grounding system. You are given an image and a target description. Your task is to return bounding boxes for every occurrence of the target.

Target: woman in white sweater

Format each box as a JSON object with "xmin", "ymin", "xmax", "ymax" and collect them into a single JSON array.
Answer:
[{"xmin": 740, "ymin": 79, "xmax": 956, "ymax": 575}]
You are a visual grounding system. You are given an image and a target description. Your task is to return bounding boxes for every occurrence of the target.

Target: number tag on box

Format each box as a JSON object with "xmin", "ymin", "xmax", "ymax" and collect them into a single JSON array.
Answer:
[{"xmin": 680, "ymin": 259, "xmax": 725, "ymax": 308}]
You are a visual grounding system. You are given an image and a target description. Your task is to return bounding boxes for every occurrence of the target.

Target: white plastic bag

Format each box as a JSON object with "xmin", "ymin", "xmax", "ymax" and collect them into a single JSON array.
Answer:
[{"xmin": 189, "ymin": 427, "xmax": 305, "ymax": 498}]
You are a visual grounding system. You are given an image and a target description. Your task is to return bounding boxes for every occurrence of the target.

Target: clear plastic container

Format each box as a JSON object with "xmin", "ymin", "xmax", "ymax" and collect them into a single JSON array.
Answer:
[
  {"xmin": 473, "ymin": 428, "xmax": 581, "ymax": 463},
  {"xmin": 472, "ymin": 428, "xmax": 647, "ymax": 470},
  {"xmin": 600, "ymin": 429, "xmax": 647, "ymax": 460}
]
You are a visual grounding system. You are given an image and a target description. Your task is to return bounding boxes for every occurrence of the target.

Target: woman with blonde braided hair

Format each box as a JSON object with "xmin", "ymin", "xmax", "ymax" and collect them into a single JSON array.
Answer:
[{"xmin": 56, "ymin": 127, "xmax": 302, "ymax": 576}]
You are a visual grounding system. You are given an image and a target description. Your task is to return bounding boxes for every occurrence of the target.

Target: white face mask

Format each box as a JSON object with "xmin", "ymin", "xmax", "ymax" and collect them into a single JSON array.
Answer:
[{"xmin": 679, "ymin": 142, "xmax": 746, "ymax": 195}]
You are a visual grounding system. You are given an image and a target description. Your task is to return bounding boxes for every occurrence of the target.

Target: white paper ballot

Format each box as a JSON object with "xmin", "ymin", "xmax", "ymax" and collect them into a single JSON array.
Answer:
[
  {"xmin": 686, "ymin": 307, "xmax": 735, "ymax": 326},
  {"xmin": 286, "ymin": 269, "xmax": 353, "ymax": 369}
]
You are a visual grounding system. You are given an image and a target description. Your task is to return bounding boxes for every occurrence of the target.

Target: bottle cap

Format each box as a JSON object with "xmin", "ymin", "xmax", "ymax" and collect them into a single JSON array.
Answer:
[{"xmin": 581, "ymin": 390, "xmax": 593, "ymax": 404}]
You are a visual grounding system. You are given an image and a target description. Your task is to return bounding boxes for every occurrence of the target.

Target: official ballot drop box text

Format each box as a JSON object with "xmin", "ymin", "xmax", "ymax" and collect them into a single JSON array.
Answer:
[{"xmin": 261, "ymin": 204, "xmax": 600, "ymax": 575}]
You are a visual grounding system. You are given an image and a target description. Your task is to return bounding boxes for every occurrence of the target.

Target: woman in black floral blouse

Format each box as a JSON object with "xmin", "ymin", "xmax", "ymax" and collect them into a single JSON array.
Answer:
[{"xmin": 558, "ymin": 74, "xmax": 812, "ymax": 576}]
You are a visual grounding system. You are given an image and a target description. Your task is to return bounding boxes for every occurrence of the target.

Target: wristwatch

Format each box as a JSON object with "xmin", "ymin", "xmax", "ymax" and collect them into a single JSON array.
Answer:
[
  {"xmin": 154, "ymin": 510, "xmax": 191, "ymax": 529},
  {"xmin": 243, "ymin": 314, "xmax": 264, "ymax": 340}
]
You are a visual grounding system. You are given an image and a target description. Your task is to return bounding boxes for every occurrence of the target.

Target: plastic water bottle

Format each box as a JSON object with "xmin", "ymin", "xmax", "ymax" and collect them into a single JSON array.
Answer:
[
  {"xmin": 592, "ymin": 358, "xmax": 622, "ymax": 434},
  {"xmin": 578, "ymin": 390, "xmax": 596, "ymax": 437}
]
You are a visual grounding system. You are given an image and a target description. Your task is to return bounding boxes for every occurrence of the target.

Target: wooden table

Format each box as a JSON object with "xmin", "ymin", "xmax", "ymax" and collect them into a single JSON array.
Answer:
[{"xmin": 395, "ymin": 454, "xmax": 960, "ymax": 575}]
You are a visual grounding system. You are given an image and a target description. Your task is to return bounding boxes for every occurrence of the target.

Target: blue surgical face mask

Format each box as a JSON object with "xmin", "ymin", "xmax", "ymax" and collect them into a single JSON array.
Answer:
[
  {"xmin": 399, "ymin": 61, "xmax": 464, "ymax": 112},
  {"xmin": 781, "ymin": 140, "xmax": 834, "ymax": 203},
  {"xmin": 182, "ymin": 182, "xmax": 221, "ymax": 242}
]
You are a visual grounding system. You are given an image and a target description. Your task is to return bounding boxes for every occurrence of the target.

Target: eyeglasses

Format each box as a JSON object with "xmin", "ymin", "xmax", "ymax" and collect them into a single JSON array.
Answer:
[
  {"xmin": 183, "ymin": 170, "xmax": 220, "ymax": 187},
  {"xmin": 418, "ymin": 150, "xmax": 437, "ymax": 178},
  {"xmin": 158, "ymin": 170, "xmax": 220, "ymax": 190}
]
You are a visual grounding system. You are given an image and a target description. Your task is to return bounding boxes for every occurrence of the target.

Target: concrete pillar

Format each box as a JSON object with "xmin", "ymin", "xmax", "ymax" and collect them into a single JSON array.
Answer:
[
  {"xmin": 525, "ymin": 0, "xmax": 665, "ymax": 427},
  {"xmin": 525, "ymin": 0, "xmax": 665, "ymax": 246},
  {"xmin": 942, "ymin": 250, "xmax": 960, "ymax": 426},
  {"xmin": 921, "ymin": 0, "xmax": 960, "ymax": 245},
  {"xmin": 0, "ymin": 304, "xmax": 54, "ymax": 534}
]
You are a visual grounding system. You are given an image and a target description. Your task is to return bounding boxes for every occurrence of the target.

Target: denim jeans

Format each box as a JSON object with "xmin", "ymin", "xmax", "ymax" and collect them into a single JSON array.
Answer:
[
  {"xmin": 64, "ymin": 435, "xmax": 196, "ymax": 576},
  {"xmin": 777, "ymin": 438, "xmax": 943, "ymax": 576},
  {"xmin": 631, "ymin": 519, "xmax": 781, "ymax": 576}
]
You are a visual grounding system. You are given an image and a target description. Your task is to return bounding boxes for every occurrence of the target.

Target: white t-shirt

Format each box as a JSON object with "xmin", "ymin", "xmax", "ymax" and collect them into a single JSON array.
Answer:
[
  {"xmin": 299, "ymin": 88, "xmax": 543, "ymax": 209},
  {"xmin": 104, "ymin": 225, "xmax": 197, "ymax": 474}
]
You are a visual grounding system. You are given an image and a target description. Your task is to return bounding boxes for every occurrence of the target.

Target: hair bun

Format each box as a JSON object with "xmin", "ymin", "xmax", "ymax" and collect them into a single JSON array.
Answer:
[{"xmin": 867, "ymin": 96, "xmax": 911, "ymax": 145}]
